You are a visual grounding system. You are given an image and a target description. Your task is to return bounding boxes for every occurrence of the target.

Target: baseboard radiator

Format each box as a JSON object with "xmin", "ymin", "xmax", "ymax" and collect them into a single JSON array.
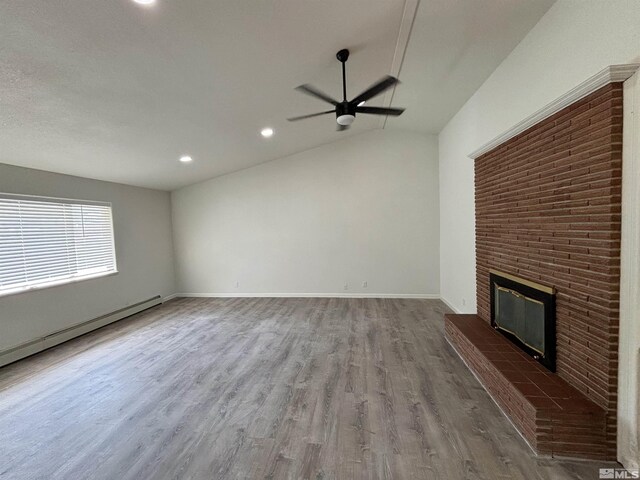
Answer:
[{"xmin": 0, "ymin": 295, "xmax": 162, "ymax": 368}]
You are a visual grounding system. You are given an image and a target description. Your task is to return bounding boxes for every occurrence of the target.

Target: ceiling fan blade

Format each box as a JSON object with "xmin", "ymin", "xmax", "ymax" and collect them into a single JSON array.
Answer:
[
  {"xmin": 287, "ymin": 110, "xmax": 335, "ymax": 121},
  {"xmin": 337, "ymin": 123, "xmax": 350, "ymax": 132},
  {"xmin": 295, "ymin": 84, "xmax": 339, "ymax": 106},
  {"xmin": 356, "ymin": 106, "xmax": 405, "ymax": 116},
  {"xmin": 350, "ymin": 76, "xmax": 399, "ymax": 106}
]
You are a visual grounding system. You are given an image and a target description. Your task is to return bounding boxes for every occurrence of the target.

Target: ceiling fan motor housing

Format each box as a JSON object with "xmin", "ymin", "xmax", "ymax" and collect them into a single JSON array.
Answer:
[{"xmin": 336, "ymin": 101, "xmax": 355, "ymax": 125}]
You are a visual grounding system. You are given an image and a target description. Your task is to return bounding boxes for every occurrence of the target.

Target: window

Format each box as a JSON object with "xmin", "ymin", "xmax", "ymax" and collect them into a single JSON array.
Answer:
[{"xmin": 0, "ymin": 194, "xmax": 117, "ymax": 297}]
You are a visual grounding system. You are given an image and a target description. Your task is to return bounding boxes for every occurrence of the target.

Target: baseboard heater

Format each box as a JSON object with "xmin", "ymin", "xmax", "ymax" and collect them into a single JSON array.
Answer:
[{"xmin": 0, "ymin": 295, "xmax": 162, "ymax": 368}]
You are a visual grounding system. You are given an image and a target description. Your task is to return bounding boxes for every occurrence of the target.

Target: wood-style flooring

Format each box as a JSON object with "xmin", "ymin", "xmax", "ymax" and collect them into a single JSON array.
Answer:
[{"xmin": 0, "ymin": 298, "xmax": 609, "ymax": 479}]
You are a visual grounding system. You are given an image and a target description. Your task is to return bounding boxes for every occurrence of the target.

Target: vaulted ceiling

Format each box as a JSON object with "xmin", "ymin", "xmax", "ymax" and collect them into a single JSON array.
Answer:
[{"xmin": 0, "ymin": 0, "xmax": 554, "ymax": 190}]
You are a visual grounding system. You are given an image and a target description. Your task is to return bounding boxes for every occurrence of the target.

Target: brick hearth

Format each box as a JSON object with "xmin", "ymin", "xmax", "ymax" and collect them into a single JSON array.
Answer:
[{"xmin": 445, "ymin": 314, "xmax": 607, "ymax": 459}]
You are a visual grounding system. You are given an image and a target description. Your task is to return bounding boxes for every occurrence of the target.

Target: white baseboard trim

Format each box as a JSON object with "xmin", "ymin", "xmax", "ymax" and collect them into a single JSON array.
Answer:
[
  {"xmin": 173, "ymin": 292, "xmax": 441, "ymax": 299},
  {"xmin": 440, "ymin": 296, "xmax": 461, "ymax": 313},
  {"xmin": 0, "ymin": 296, "xmax": 162, "ymax": 368},
  {"xmin": 163, "ymin": 293, "xmax": 180, "ymax": 302}
]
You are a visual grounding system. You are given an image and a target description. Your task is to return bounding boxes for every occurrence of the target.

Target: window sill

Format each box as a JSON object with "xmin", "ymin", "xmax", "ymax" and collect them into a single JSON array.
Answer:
[{"xmin": 0, "ymin": 270, "xmax": 119, "ymax": 299}]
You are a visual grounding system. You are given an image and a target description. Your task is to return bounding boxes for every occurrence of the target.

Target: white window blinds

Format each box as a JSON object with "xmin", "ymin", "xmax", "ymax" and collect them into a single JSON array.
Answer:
[{"xmin": 0, "ymin": 194, "xmax": 117, "ymax": 296}]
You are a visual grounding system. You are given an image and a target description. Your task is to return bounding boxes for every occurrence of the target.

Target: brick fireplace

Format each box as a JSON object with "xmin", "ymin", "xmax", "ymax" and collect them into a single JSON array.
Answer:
[{"xmin": 446, "ymin": 81, "xmax": 623, "ymax": 460}]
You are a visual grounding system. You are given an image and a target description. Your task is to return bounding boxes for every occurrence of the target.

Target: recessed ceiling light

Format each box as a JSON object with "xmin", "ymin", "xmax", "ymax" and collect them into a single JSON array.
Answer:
[
  {"xmin": 133, "ymin": 0, "xmax": 156, "ymax": 5},
  {"xmin": 261, "ymin": 128, "xmax": 274, "ymax": 138},
  {"xmin": 358, "ymin": 101, "xmax": 366, "ymax": 106},
  {"xmin": 179, "ymin": 155, "xmax": 193, "ymax": 163}
]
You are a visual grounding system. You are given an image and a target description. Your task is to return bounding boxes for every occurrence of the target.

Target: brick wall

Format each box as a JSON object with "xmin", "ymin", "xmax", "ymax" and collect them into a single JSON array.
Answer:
[{"xmin": 474, "ymin": 83, "xmax": 623, "ymax": 457}]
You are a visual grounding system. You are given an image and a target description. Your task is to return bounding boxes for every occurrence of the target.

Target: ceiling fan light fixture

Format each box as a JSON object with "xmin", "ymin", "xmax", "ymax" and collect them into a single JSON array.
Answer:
[
  {"xmin": 287, "ymin": 49, "xmax": 405, "ymax": 130},
  {"xmin": 337, "ymin": 114, "xmax": 355, "ymax": 126}
]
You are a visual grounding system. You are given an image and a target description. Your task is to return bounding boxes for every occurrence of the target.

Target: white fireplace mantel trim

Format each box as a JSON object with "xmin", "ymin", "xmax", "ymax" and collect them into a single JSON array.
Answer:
[
  {"xmin": 619, "ymin": 69, "xmax": 640, "ymax": 472},
  {"xmin": 468, "ymin": 64, "xmax": 640, "ymax": 160}
]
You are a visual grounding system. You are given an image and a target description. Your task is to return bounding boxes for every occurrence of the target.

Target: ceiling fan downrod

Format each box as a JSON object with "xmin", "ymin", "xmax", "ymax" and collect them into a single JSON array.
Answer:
[{"xmin": 336, "ymin": 49, "xmax": 354, "ymax": 126}]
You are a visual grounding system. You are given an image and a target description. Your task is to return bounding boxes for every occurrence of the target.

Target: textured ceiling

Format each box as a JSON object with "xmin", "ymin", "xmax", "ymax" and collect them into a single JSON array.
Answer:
[
  {"xmin": 390, "ymin": 0, "xmax": 555, "ymax": 133},
  {"xmin": 0, "ymin": 0, "xmax": 554, "ymax": 190},
  {"xmin": 386, "ymin": 0, "xmax": 554, "ymax": 134}
]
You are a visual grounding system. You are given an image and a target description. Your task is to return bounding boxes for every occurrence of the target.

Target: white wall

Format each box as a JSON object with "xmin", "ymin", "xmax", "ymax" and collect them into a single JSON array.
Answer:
[
  {"xmin": 437, "ymin": 0, "xmax": 640, "ymax": 467},
  {"xmin": 0, "ymin": 164, "xmax": 176, "ymax": 352},
  {"xmin": 439, "ymin": 0, "xmax": 640, "ymax": 314},
  {"xmin": 172, "ymin": 130, "xmax": 439, "ymax": 297}
]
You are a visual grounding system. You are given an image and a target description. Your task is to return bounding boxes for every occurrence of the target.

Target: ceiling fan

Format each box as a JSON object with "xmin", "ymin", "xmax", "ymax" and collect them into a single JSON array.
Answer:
[{"xmin": 287, "ymin": 49, "xmax": 405, "ymax": 131}]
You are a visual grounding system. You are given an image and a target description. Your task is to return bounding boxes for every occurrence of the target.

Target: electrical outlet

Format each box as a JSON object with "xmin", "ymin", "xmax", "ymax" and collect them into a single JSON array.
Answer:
[
  {"xmin": 235, "ymin": 281, "xmax": 240, "ymax": 288},
  {"xmin": 462, "ymin": 298, "xmax": 466, "ymax": 306},
  {"xmin": 362, "ymin": 281, "xmax": 368, "ymax": 288},
  {"xmin": 344, "ymin": 282, "xmax": 348, "ymax": 291}
]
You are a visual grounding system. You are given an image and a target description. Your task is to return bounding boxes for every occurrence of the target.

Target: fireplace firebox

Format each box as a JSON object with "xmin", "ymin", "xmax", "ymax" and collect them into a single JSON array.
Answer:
[{"xmin": 490, "ymin": 270, "xmax": 556, "ymax": 372}]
